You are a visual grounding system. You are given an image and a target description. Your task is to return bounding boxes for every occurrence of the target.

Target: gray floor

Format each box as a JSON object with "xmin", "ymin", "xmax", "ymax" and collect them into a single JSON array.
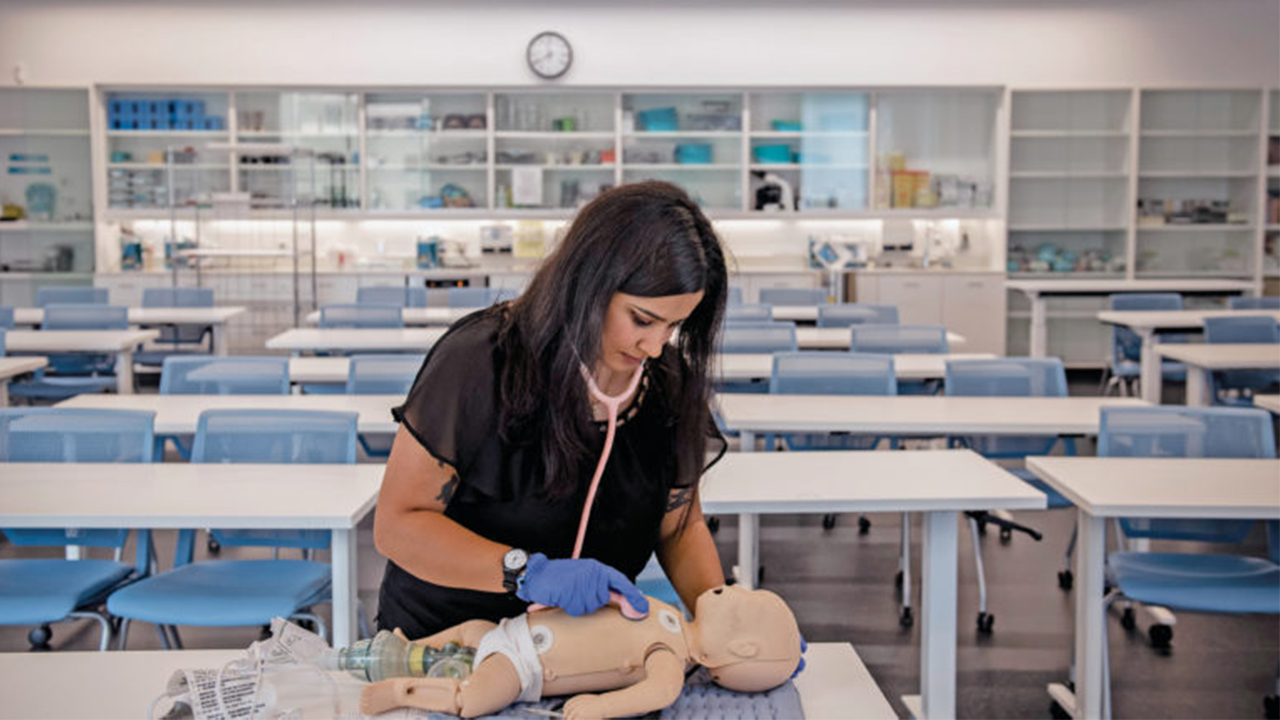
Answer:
[{"xmin": 2, "ymin": 372, "xmax": 1277, "ymax": 719}]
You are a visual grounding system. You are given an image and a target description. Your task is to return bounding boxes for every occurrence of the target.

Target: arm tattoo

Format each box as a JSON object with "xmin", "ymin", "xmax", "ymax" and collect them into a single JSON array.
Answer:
[
  {"xmin": 665, "ymin": 486, "xmax": 693, "ymax": 513},
  {"xmin": 436, "ymin": 474, "xmax": 459, "ymax": 505}
]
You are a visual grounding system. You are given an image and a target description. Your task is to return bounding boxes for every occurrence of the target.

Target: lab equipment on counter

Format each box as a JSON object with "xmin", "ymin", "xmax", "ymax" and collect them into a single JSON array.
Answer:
[
  {"xmin": 120, "ymin": 229, "xmax": 144, "ymax": 271},
  {"xmin": 752, "ymin": 171, "xmax": 794, "ymax": 212},
  {"xmin": 480, "ymin": 224, "xmax": 514, "ymax": 254},
  {"xmin": 327, "ymin": 630, "xmax": 475, "ymax": 683},
  {"xmin": 24, "ymin": 183, "xmax": 56, "ymax": 221},
  {"xmin": 416, "ymin": 236, "xmax": 440, "ymax": 269}
]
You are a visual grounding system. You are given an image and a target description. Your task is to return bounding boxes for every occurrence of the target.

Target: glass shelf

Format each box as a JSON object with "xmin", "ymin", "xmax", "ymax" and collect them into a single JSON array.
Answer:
[{"xmin": 748, "ymin": 91, "xmax": 870, "ymax": 211}]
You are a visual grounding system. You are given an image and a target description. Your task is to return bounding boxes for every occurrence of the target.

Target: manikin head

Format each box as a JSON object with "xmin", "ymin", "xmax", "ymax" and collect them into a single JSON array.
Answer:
[{"xmin": 690, "ymin": 585, "xmax": 802, "ymax": 693}]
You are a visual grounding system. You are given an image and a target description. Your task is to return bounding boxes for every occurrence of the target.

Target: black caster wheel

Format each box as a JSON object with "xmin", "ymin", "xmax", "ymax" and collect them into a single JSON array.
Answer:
[
  {"xmin": 999, "ymin": 527, "xmax": 1012, "ymax": 543},
  {"xmin": 1049, "ymin": 701, "xmax": 1072, "ymax": 720},
  {"xmin": 207, "ymin": 536, "xmax": 221, "ymax": 555},
  {"xmin": 857, "ymin": 516, "xmax": 871, "ymax": 535},
  {"xmin": 1263, "ymin": 693, "xmax": 1279, "ymax": 720},
  {"xmin": 706, "ymin": 517, "xmax": 719, "ymax": 534},
  {"xmin": 894, "ymin": 570, "xmax": 904, "ymax": 589},
  {"xmin": 976, "ymin": 517, "xmax": 988, "ymax": 535},
  {"xmin": 28, "ymin": 624, "xmax": 52, "ymax": 651},
  {"xmin": 1149, "ymin": 623, "xmax": 1173, "ymax": 649},
  {"xmin": 1120, "ymin": 607, "xmax": 1136, "ymax": 630},
  {"xmin": 1058, "ymin": 570, "xmax": 1073, "ymax": 591},
  {"xmin": 977, "ymin": 612, "xmax": 994, "ymax": 634},
  {"xmin": 822, "ymin": 514, "xmax": 837, "ymax": 531},
  {"xmin": 757, "ymin": 566, "xmax": 765, "ymax": 585},
  {"xmin": 899, "ymin": 607, "xmax": 914, "ymax": 628}
]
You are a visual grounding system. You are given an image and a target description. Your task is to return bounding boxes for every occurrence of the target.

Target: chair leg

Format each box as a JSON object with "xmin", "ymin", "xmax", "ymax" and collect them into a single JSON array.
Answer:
[
  {"xmin": 116, "ymin": 618, "xmax": 132, "ymax": 650},
  {"xmin": 156, "ymin": 623, "xmax": 171, "ymax": 649},
  {"xmin": 968, "ymin": 515, "xmax": 993, "ymax": 634},
  {"xmin": 1059, "ymin": 525, "xmax": 1078, "ymax": 591},
  {"xmin": 68, "ymin": 612, "xmax": 114, "ymax": 652},
  {"xmin": 168, "ymin": 625, "xmax": 184, "ymax": 650},
  {"xmin": 898, "ymin": 512, "xmax": 913, "ymax": 627}
]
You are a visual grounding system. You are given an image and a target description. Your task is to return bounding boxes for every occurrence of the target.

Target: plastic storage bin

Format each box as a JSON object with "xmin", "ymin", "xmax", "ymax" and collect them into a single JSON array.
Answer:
[
  {"xmin": 752, "ymin": 145, "xmax": 793, "ymax": 164},
  {"xmin": 674, "ymin": 144, "xmax": 713, "ymax": 164},
  {"xmin": 636, "ymin": 107, "xmax": 679, "ymax": 131}
]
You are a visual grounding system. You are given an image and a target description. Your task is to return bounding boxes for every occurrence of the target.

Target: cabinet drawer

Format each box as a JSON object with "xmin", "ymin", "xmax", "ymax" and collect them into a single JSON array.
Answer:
[{"xmin": 875, "ymin": 276, "xmax": 943, "ymax": 325}]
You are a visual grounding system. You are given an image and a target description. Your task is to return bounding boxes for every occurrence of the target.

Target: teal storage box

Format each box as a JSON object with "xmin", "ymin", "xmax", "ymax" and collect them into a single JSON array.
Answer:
[
  {"xmin": 771, "ymin": 120, "xmax": 803, "ymax": 132},
  {"xmin": 637, "ymin": 107, "xmax": 678, "ymax": 131},
  {"xmin": 753, "ymin": 144, "xmax": 793, "ymax": 163},
  {"xmin": 675, "ymin": 144, "xmax": 712, "ymax": 164}
]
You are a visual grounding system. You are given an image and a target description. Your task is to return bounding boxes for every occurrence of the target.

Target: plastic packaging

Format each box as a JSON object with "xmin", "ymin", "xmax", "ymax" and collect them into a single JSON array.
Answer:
[{"xmin": 325, "ymin": 630, "xmax": 474, "ymax": 683}]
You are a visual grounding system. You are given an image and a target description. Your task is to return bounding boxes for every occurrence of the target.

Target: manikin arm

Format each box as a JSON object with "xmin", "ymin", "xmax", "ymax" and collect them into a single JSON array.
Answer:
[{"xmin": 561, "ymin": 649, "xmax": 686, "ymax": 720}]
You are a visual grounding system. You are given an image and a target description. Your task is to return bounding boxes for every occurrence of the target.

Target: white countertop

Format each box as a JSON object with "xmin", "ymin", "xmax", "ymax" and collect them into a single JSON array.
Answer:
[
  {"xmin": 56, "ymin": 394, "xmax": 403, "ymax": 434},
  {"xmin": 1156, "ymin": 343, "xmax": 1280, "ymax": 369},
  {"xmin": 1097, "ymin": 309, "xmax": 1280, "ymax": 330},
  {"xmin": 717, "ymin": 352, "xmax": 995, "ymax": 382},
  {"xmin": 4, "ymin": 329, "xmax": 160, "ymax": 352},
  {"xmin": 266, "ymin": 328, "xmax": 447, "ymax": 352},
  {"xmin": 1008, "ymin": 279, "xmax": 1256, "ymax": 294},
  {"xmin": 0, "ymin": 356, "xmax": 47, "ymax": 380},
  {"xmin": 14, "ymin": 306, "xmax": 246, "ymax": 326}
]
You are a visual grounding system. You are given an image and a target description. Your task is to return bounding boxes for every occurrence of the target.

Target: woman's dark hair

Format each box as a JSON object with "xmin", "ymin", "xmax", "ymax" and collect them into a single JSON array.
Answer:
[{"xmin": 497, "ymin": 181, "xmax": 727, "ymax": 530}]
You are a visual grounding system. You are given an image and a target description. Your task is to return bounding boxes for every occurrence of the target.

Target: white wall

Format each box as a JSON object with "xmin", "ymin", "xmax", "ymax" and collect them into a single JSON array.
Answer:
[{"xmin": 1, "ymin": 0, "xmax": 1277, "ymax": 89}]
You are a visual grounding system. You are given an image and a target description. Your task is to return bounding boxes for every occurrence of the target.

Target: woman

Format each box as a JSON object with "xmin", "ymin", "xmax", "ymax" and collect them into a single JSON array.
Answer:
[{"xmin": 374, "ymin": 181, "xmax": 729, "ymax": 638}]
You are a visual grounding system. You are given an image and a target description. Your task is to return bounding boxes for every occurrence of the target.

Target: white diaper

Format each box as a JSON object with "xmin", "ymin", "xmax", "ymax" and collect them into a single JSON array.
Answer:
[{"xmin": 473, "ymin": 614, "xmax": 546, "ymax": 703}]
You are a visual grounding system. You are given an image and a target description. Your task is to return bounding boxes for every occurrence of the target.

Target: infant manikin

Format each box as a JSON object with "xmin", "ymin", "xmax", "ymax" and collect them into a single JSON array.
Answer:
[{"xmin": 358, "ymin": 584, "xmax": 802, "ymax": 720}]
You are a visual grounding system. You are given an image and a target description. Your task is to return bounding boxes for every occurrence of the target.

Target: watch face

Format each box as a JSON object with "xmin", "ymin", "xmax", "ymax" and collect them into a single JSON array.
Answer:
[
  {"xmin": 504, "ymin": 548, "xmax": 528, "ymax": 570},
  {"xmin": 527, "ymin": 31, "xmax": 572, "ymax": 79}
]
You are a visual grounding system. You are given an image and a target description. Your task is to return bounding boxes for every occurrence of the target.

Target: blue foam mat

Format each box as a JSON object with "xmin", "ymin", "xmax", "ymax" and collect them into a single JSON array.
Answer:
[{"xmin": 453, "ymin": 679, "xmax": 804, "ymax": 720}]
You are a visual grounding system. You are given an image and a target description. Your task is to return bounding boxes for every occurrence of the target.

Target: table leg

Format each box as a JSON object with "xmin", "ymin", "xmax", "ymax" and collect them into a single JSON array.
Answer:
[
  {"xmin": 1139, "ymin": 330, "xmax": 1162, "ymax": 405},
  {"xmin": 919, "ymin": 510, "xmax": 958, "ymax": 720},
  {"xmin": 1029, "ymin": 293, "xmax": 1048, "ymax": 359},
  {"xmin": 116, "ymin": 350, "xmax": 136, "ymax": 395},
  {"xmin": 1186, "ymin": 366, "xmax": 1211, "ymax": 407},
  {"xmin": 332, "ymin": 528, "xmax": 358, "ymax": 647},
  {"xmin": 0, "ymin": 382, "xmax": 7, "ymax": 407},
  {"xmin": 213, "ymin": 324, "xmax": 227, "ymax": 356},
  {"xmin": 736, "ymin": 430, "xmax": 758, "ymax": 590},
  {"xmin": 1073, "ymin": 510, "xmax": 1108, "ymax": 720}
]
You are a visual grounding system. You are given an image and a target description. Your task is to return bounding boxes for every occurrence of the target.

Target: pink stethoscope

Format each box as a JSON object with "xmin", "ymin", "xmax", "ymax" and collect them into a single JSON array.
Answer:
[{"xmin": 528, "ymin": 358, "xmax": 648, "ymax": 619}]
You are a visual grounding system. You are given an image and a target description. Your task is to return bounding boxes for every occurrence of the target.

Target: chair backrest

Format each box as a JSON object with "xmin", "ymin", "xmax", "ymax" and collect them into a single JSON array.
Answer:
[
  {"xmin": 36, "ymin": 286, "xmax": 107, "ymax": 307},
  {"xmin": 725, "ymin": 304, "xmax": 772, "ymax": 323},
  {"xmin": 726, "ymin": 287, "xmax": 744, "ymax": 307},
  {"xmin": 1099, "ymin": 406, "xmax": 1275, "ymax": 543},
  {"xmin": 347, "ymin": 354, "xmax": 425, "ymax": 395},
  {"xmin": 0, "ymin": 328, "xmax": 5, "ymax": 356},
  {"xmin": 160, "ymin": 356, "xmax": 290, "ymax": 395},
  {"xmin": 770, "ymin": 352, "xmax": 897, "ymax": 395},
  {"xmin": 142, "ymin": 287, "xmax": 214, "ymax": 308},
  {"xmin": 319, "ymin": 303, "xmax": 403, "ymax": 329},
  {"xmin": 1109, "ymin": 293, "xmax": 1185, "ymax": 364},
  {"xmin": 0, "ymin": 408, "xmax": 155, "ymax": 549},
  {"xmin": 41, "ymin": 303, "xmax": 129, "ymax": 330},
  {"xmin": 357, "ymin": 286, "xmax": 428, "ymax": 308},
  {"xmin": 759, "ymin": 287, "xmax": 828, "ymax": 306},
  {"xmin": 817, "ymin": 303, "xmax": 898, "ymax": 328},
  {"xmin": 1204, "ymin": 316, "xmax": 1280, "ymax": 344},
  {"xmin": 1229, "ymin": 296, "xmax": 1280, "ymax": 310},
  {"xmin": 720, "ymin": 322, "xmax": 798, "ymax": 354},
  {"xmin": 850, "ymin": 324, "xmax": 948, "ymax": 354},
  {"xmin": 945, "ymin": 358, "xmax": 1069, "ymax": 398},
  {"xmin": 447, "ymin": 287, "xmax": 511, "ymax": 308},
  {"xmin": 0, "ymin": 306, "xmax": 13, "ymax": 329}
]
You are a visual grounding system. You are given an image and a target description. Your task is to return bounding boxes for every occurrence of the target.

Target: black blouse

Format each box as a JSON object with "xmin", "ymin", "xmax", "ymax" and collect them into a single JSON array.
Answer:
[{"xmin": 377, "ymin": 307, "xmax": 723, "ymax": 638}]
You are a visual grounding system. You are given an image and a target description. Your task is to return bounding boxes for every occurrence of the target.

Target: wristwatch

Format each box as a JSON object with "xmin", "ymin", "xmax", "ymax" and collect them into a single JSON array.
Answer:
[{"xmin": 502, "ymin": 548, "xmax": 529, "ymax": 594}]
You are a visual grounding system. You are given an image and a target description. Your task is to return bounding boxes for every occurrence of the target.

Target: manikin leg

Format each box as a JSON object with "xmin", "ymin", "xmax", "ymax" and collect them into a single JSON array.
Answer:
[{"xmin": 360, "ymin": 653, "xmax": 523, "ymax": 718}]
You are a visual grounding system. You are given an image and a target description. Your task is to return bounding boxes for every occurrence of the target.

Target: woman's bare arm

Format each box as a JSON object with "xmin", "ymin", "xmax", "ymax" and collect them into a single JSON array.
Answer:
[{"xmin": 655, "ymin": 488, "xmax": 725, "ymax": 614}]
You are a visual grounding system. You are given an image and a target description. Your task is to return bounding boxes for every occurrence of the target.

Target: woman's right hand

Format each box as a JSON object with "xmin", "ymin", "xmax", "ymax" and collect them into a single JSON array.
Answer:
[{"xmin": 515, "ymin": 552, "xmax": 650, "ymax": 617}]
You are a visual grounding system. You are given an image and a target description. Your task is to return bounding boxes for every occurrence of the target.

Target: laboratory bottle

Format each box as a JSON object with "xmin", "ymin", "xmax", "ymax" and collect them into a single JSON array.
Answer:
[{"xmin": 324, "ymin": 629, "xmax": 475, "ymax": 683}]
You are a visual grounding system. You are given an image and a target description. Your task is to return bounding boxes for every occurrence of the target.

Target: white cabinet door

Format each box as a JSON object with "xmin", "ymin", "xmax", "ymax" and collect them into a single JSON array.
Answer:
[
  {"xmin": 739, "ymin": 272, "xmax": 819, "ymax": 304},
  {"xmin": 488, "ymin": 272, "xmax": 533, "ymax": 294},
  {"xmin": 317, "ymin": 275, "xmax": 358, "ymax": 306},
  {"xmin": 95, "ymin": 274, "xmax": 168, "ymax": 306},
  {"xmin": 942, "ymin": 274, "xmax": 1006, "ymax": 354},
  {"xmin": 875, "ymin": 275, "xmax": 944, "ymax": 325}
]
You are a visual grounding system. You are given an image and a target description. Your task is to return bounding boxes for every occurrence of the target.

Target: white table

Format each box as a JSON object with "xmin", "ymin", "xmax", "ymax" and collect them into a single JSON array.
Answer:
[
  {"xmin": 305, "ymin": 306, "xmax": 475, "ymax": 327},
  {"xmin": 797, "ymin": 326, "xmax": 966, "ymax": 350},
  {"xmin": 0, "ymin": 462, "xmax": 382, "ymax": 648},
  {"xmin": 1156, "ymin": 343, "xmax": 1280, "ymax": 406},
  {"xmin": 1096, "ymin": 309, "xmax": 1280, "ymax": 403},
  {"xmin": 1006, "ymin": 279, "xmax": 1254, "ymax": 359},
  {"xmin": 1255, "ymin": 394, "xmax": 1280, "ymax": 414},
  {"xmin": 718, "ymin": 352, "xmax": 995, "ymax": 383},
  {"xmin": 702, "ymin": 449, "xmax": 1045, "ymax": 720},
  {"xmin": 0, "ymin": 642, "xmax": 893, "ymax": 720},
  {"xmin": 266, "ymin": 328, "xmax": 447, "ymax": 355},
  {"xmin": 0, "ymin": 356, "xmax": 48, "ymax": 406},
  {"xmin": 16, "ymin": 307, "xmax": 246, "ymax": 357},
  {"xmin": 56, "ymin": 394, "xmax": 402, "ymax": 434},
  {"xmin": 771, "ymin": 304, "xmax": 818, "ymax": 322},
  {"xmin": 1026, "ymin": 456, "xmax": 1280, "ymax": 720},
  {"xmin": 3, "ymin": 329, "xmax": 160, "ymax": 394}
]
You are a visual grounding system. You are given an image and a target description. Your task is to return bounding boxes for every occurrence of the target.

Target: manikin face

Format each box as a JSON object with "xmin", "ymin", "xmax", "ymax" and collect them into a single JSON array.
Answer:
[{"xmin": 597, "ymin": 290, "xmax": 704, "ymax": 379}]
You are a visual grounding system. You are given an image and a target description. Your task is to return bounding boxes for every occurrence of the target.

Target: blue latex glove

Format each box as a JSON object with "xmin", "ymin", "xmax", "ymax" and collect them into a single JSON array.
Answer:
[
  {"xmin": 515, "ymin": 552, "xmax": 650, "ymax": 618},
  {"xmin": 791, "ymin": 633, "xmax": 808, "ymax": 679}
]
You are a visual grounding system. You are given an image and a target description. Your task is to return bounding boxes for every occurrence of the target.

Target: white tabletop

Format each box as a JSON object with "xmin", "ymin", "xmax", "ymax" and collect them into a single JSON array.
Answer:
[
  {"xmin": 56, "ymin": 394, "xmax": 403, "ymax": 434},
  {"xmin": 702, "ymin": 449, "xmax": 1046, "ymax": 514},
  {"xmin": 796, "ymin": 327, "xmax": 966, "ymax": 350},
  {"xmin": 1096, "ymin": 309, "xmax": 1280, "ymax": 331},
  {"xmin": 0, "ymin": 462, "xmax": 382, "ymax": 529},
  {"xmin": 1007, "ymin": 279, "xmax": 1255, "ymax": 294},
  {"xmin": 15, "ymin": 306, "xmax": 246, "ymax": 326},
  {"xmin": 1026, "ymin": 456, "xmax": 1280, "ymax": 518},
  {"xmin": 266, "ymin": 328, "xmax": 447, "ymax": 353},
  {"xmin": 1156, "ymin": 343, "xmax": 1280, "ymax": 369},
  {"xmin": 0, "ymin": 356, "xmax": 47, "ymax": 380},
  {"xmin": 717, "ymin": 394, "xmax": 1150, "ymax": 436},
  {"xmin": 3, "ymin": 328, "xmax": 161, "ymax": 352},
  {"xmin": 0, "ymin": 643, "xmax": 891, "ymax": 720},
  {"xmin": 717, "ymin": 352, "xmax": 995, "ymax": 382},
  {"xmin": 771, "ymin": 305, "xmax": 818, "ymax": 322},
  {"xmin": 1255, "ymin": 395, "xmax": 1280, "ymax": 414},
  {"xmin": 306, "ymin": 306, "xmax": 474, "ymax": 326}
]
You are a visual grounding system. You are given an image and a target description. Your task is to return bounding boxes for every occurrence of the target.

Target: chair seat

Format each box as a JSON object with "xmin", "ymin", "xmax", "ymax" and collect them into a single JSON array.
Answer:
[
  {"xmin": 107, "ymin": 560, "xmax": 331, "ymax": 626},
  {"xmin": 9, "ymin": 375, "xmax": 118, "ymax": 401},
  {"xmin": 134, "ymin": 349, "xmax": 212, "ymax": 368},
  {"xmin": 1110, "ymin": 551, "xmax": 1280, "ymax": 614},
  {"xmin": 0, "ymin": 559, "xmax": 134, "ymax": 625},
  {"xmin": 1113, "ymin": 359, "xmax": 1187, "ymax": 381},
  {"xmin": 784, "ymin": 434, "xmax": 882, "ymax": 451}
]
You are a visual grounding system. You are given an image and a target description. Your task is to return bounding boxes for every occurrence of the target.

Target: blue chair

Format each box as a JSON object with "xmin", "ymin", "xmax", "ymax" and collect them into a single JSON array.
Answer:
[
  {"xmin": 1093, "ymin": 406, "xmax": 1278, "ymax": 716},
  {"xmin": 850, "ymin": 324, "xmax": 948, "ymax": 354},
  {"xmin": 357, "ymin": 286, "xmax": 428, "ymax": 307},
  {"xmin": 817, "ymin": 303, "xmax": 898, "ymax": 327},
  {"xmin": 725, "ymin": 304, "xmax": 772, "ymax": 323},
  {"xmin": 720, "ymin": 322, "xmax": 797, "ymax": 354},
  {"xmin": 0, "ymin": 408, "xmax": 156, "ymax": 651},
  {"xmin": 107, "ymin": 409, "xmax": 360, "ymax": 648},
  {"xmin": 1229, "ymin": 296, "xmax": 1280, "ymax": 310},
  {"xmin": 36, "ymin": 287, "xmax": 107, "ymax": 307},
  {"xmin": 1203, "ymin": 316, "xmax": 1280, "ymax": 405},
  {"xmin": 156, "ymin": 356, "xmax": 290, "ymax": 460},
  {"xmin": 0, "ymin": 306, "xmax": 14, "ymax": 329},
  {"xmin": 347, "ymin": 354, "xmax": 424, "ymax": 458},
  {"xmin": 726, "ymin": 287, "xmax": 744, "ymax": 307},
  {"xmin": 319, "ymin": 303, "xmax": 403, "ymax": 329},
  {"xmin": 759, "ymin": 287, "xmax": 828, "ymax": 306},
  {"xmin": 10, "ymin": 304, "xmax": 131, "ymax": 401},
  {"xmin": 134, "ymin": 288, "xmax": 216, "ymax": 367},
  {"xmin": 1103, "ymin": 293, "xmax": 1188, "ymax": 396},
  {"xmin": 447, "ymin": 287, "xmax": 514, "ymax": 308}
]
